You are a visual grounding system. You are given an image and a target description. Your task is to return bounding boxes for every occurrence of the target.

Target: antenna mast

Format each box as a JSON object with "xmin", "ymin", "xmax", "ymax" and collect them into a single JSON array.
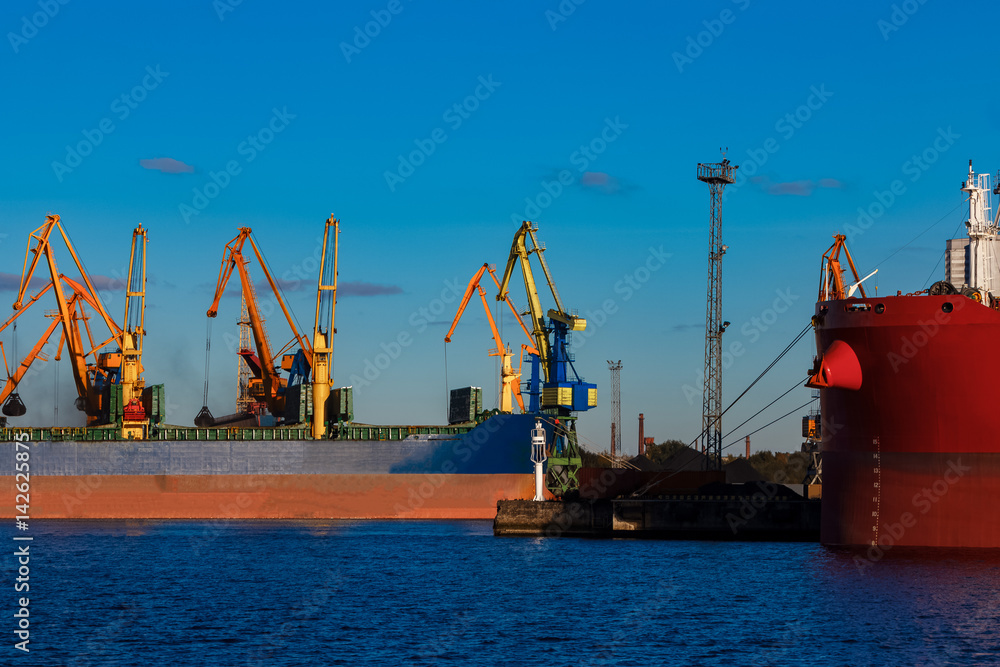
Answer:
[{"xmin": 697, "ymin": 152, "xmax": 737, "ymax": 470}]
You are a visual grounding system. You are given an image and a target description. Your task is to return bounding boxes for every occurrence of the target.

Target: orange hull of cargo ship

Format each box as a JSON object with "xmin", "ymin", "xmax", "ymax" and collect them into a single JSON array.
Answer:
[
  {"xmin": 0, "ymin": 413, "xmax": 550, "ymax": 520},
  {"xmin": 2, "ymin": 473, "xmax": 535, "ymax": 520}
]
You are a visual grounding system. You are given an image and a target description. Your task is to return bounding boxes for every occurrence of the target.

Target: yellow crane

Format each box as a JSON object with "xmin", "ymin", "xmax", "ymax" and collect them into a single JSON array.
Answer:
[
  {"xmin": 120, "ymin": 225, "xmax": 148, "ymax": 438},
  {"xmin": 496, "ymin": 220, "xmax": 594, "ymax": 411},
  {"xmin": 311, "ymin": 215, "xmax": 339, "ymax": 439},
  {"xmin": 495, "ymin": 220, "xmax": 596, "ymax": 498}
]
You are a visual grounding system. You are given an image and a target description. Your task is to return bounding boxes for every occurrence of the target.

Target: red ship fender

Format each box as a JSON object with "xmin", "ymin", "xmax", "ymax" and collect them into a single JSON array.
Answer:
[{"xmin": 806, "ymin": 339, "xmax": 862, "ymax": 390}]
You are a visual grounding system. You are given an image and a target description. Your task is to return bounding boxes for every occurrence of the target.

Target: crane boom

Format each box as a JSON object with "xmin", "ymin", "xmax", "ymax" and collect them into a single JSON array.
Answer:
[
  {"xmin": 444, "ymin": 263, "xmax": 526, "ymax": 413},
  {"xmin": 445, "ymin": 264, "xmax": 489, "ymax": 344},
  {"xmin": 0, "ymin": 302, "xmax": 63, "ymax": 407},
  {"xmin": 485, "ymin": 265, "xmax": 538, "ymax": 356},
  {"xmin": 206, "ymin": 228, "xmax": 312, "ymax": 418},
  {"xmin": 525, "ymin": 225, "xmax": 566, "ymax": 315},
  {"xmin": 15, "ymin": 215, "xmax": 123, "ymax": 341},
  {"xmin": 0, "ymin": 282, "xmax": 110, "ymax": 415},
  {"xmin": 497, "ymin": 222, "xmax": 552, "ymax": 381}
]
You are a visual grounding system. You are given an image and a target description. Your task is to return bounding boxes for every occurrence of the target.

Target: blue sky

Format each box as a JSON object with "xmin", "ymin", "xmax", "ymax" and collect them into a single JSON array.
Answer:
[{"xmin": 1, "ymin": 0, "xmax": 997, "ymax": 455}]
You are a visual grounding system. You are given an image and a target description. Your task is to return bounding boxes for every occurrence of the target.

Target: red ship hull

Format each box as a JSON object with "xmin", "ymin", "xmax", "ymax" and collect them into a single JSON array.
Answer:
[{"xmin": 814, "ymin": 294, "xmax": 1000, "ymax": 548}]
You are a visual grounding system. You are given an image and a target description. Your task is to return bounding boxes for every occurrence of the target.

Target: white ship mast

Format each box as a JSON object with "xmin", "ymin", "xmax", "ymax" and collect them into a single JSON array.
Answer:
[{"xmin": 962, "ymin": 161, "xmax": 999, "ymax": 295}]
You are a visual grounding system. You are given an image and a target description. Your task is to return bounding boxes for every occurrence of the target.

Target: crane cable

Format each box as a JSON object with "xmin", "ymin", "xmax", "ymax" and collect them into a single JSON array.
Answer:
[
  {"xmin": 54, "ymin": 348, "xmax": 59, "ymax": 425},
  {"xmin": 613, "ymin": 322, "xmax": 814, "ymax": 498},
  {"xmin": 721, "ymin": 376, "xmax": 807, "ymax": 442},
  {"xmin": 443, "ymin": 340, "xmax": 449, "ymax": 419},
  {"xmin": 194, "ymin": 318, "xmax": 215, "ymax": 427},
  {"xmin": 874, "ymin": 200, "xmax": 963, "ymax": 271},
  {"xmin": 11, "ymin": 322, "xmax": 16, "ymax": 388},
  {"xmin": 250, "ymin": 230, "xmax": 309, "ymax": 353},
  {"xmin": 686, "ymin": 321, "xmax": 813, "ymax": 450},
  {"xmin": 203, "ymin": 317, "xmax": 213, "ymax": 405},
  {"xmin": 2, "ymin": 323, "xmax": 26, "ymax": 417},
  {"xmin": 722, "ymin": 396, "xmax": 818, "ymax": 453},
  {"xmin": 532, "ymin": 321, "xmax": 815, "ymax": 462},
  {"xmin": 627, "ymin": 393, "xmax": 816, "ymax": 498}
]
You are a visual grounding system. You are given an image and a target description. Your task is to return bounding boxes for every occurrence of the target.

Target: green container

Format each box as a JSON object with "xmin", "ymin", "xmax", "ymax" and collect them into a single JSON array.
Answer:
[
  {"xmin": 142, "ymin": 384, "xmax": 165, "ymax": 424},
  {"xmin": 448, "ymin": 386, "xmax": 482, "ymax": 424},
  {"xmin": 283, "ymin": 382, "xmax": 313, "ymax": 425},
  {"xmin": 330, "ymin": 386, "xmax": 353, "ymax": 422}
]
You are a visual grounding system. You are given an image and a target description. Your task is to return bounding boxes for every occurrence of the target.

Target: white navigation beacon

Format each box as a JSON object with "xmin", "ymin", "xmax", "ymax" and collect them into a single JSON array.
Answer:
[{"xmin": 530, "ymin": 420, "xmax": 547, "ymax": 501}]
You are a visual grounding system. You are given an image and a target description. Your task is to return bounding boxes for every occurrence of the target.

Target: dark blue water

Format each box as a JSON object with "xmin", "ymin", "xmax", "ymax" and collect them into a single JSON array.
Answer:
[{"xmin": 4, "ymin": 521, "xmax": 1000, "ymax": 666}]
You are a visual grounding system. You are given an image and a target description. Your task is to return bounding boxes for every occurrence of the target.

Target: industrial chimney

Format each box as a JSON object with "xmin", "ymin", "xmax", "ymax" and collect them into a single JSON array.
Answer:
[{"xmin": 638, "ymin": 413, "xmax": 645, "ymax": 457}]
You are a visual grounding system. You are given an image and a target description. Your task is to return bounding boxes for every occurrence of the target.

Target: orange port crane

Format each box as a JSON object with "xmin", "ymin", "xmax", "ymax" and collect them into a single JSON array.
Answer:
[
  {"xmin": 2, "ymin": 215, "xmax": 125, "ymax": 423},
  {"xmin": 206, "ymin": 227, "xmax": 313, "ymax": 419},
  {"xmin": 445, "ymin": 263, "xmax": 539, "ymax": 413}
]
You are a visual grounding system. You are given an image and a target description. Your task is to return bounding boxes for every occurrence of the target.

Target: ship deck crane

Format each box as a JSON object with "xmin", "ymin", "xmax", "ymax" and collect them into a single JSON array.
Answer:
[
  {"xmin": 206, "ymin": 228, "xmax": 313, "ymax": 421},
  {"xmin": 496, "ymin": 220, "xmax": 597, "ymax": 497},
  {"xmin": 120, "ymin": 225, "xmax": 148, "ymax": 438},
  {"xmin": 444, "ymin": 263, "xmax": 538, "ymax": 414},
  {"xmin": 310, "ymin": 215, "xmax": 339, "ymax": 439},
  {"xmin": 4, "ymin": 215, "xmax": 125, "ymax": 424},
  {"xmin": 818, "ymin": 234, "xmax": 868, "ymax": 301}
]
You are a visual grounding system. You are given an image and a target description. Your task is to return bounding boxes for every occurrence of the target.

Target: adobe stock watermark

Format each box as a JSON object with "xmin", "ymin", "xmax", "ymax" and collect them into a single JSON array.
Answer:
[
  {"xmin": 854, "ymin": 458, "xmax": 971, "ymax": 575},
  {"xmin": 391, "ymin": 414, "xmax": 510, "ymax": 516},
  {"xmin": 178, "ymin": 106, "xmax": 295, "ymax": 223},
  {"xmin": 886, "ymin": 294, "xmax": 965, "ymax": 372},
  {"xmin": 344, "ymin": 276, "xmax": 465, "ymax": 391},
  {"xmin": 213, "ymin": 0, "xmax": 243, "ymax": 21},
  {"xmin": 340, "ymin": 0, "xmax": 413, "ymax": 63},
  {"xmin": 189, "ymin": 479, "xmax": 266, "ymax": 556},
  {"xmin": 844, "ymin": 127, "xmax": 959, "ymax": 242},
  {"xmin": 7, "ymin": 0, "xmax": 69, "ymax": 53},
  {"xmin": 249, "ymin": 567, "xmax": 342, "ymax": 666},
  {"xmin": 508, "ymin": 116, "xmax": 628, "ymax": 226},
  {"xmin": 726, "ymin": 458, "xmax": 809, "ymax": 534},
  {"xmin": 877, "ymin": 0, "xmax": 928, "ymax": 41},
  {"xmin": 65, "ymin": 609, "xmax": 135, "ymax": 667},
  {"xmin": 217, "ymin": 230, "xmax": 333, "ymax": 355},
  {"xmin": 51, "ymin": 65, "xmax": 169, "ymax": 182},
  {"xmin": 545, "ymin": 0, "xmax": 586, "ymax": 31},
  {"xmin": 384, "ymin": 75, "xmax": 501, "ymax": 192},
  {"xmin": 682, "ymin": 288, "xmax": 800, "ymax": 404},
  {"xmin": 723, "ymin": 84, "xmax": 833, "ymax": 200},
  {"xmin": 580, "ymin": 579, "xmax": 677, "ymax": 665},
  {"xmin": 572, "ymin": 245, "xmax": 671, "ymax": 351},
  {"xmin": 672, "ymin": 0, "xmax": 751, "ymax": 73}
]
